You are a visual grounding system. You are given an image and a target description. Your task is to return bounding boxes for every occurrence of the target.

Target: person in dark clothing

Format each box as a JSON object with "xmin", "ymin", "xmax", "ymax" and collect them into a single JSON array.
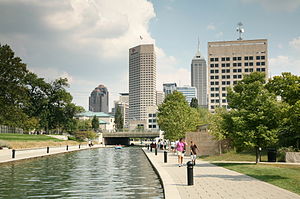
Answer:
[{"xmin": 190, "ymin": 141, "xmax": 199, "ymax": 165}]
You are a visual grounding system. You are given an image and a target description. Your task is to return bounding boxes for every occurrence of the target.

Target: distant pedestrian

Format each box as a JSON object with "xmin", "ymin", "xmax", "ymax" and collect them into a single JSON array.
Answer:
[
  {"xmin": 190, "ymin": 141, "xmax": 199, "ymax": 165},
  {"xmin": 170, "ymin": 141, "xmax": 176, "ymax": 153},
  {"xmin": 176, "ymin": 138, "xmax": 187, "ymax": 167}
]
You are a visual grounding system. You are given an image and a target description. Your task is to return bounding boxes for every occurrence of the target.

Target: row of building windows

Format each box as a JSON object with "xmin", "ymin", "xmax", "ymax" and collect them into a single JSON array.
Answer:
[
  {"xmin": 211, "ymin": 105, "xmax": 230, "ymax": 109},
  {"xmin": 148, "ymin": 119, "xmax": 157, "ymax": 123},
  {"xmin": 210, "ymin": 81, "xmax": 240, "ymax": 86},
  {"xmin": 210, "ymin": 68, "xmax": 266, "ymax": 74},
  {"xmin": 210, "ymin": 87, "xmax": 227, "ymax": 91},
  {"xmin": 210, "ymin": 56, "xmax": 265, "ymax": 62},
  {"xmin": 211, "ymin": 99, "xmax": 227, "ymax": 103},
  {"xmin": 211, "ymin": 93, "xmax": 227, "ymax": 97},
  {"xmin": 210, "ymin": 62, "xmax": 266, "ymax": 68}
]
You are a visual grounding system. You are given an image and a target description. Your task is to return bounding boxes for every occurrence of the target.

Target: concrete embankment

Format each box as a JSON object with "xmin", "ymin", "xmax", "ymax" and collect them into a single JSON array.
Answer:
[{"xmin": 0, "ymin": 144, "xmax": 109, "ymax": 164}]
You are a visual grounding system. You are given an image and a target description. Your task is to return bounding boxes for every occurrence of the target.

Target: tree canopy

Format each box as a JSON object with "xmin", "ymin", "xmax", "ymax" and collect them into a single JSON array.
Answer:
[
  {"xmin": 157, "ymin": 91, "xmax": 201, "ymax": 140},
  {"xmin": 114, "ymin": 106, "xmax": 123, "ymax": 131},
  {"xmin": 190, "ymin": 98, "xmax": 198, "ymax": 108},
  {"xmin": 0, "ymin": 44, "xmax": 84, "ymax": 133}
]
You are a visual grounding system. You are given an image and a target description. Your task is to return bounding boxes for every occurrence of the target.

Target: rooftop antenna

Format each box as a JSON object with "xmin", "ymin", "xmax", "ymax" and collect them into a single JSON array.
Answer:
[
  {"xmin": 236, "ymin": 22, "xmax": 244, "ymax": 40},
  {"xmin": 197, "ymin": 36, "xmax": 200, "ymax": 52}
]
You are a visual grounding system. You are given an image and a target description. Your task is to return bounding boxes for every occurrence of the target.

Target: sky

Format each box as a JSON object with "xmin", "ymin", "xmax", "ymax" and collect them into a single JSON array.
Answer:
[{"xmin": 0, "ymin": 0, "xmax": 299, "ymax": 111}]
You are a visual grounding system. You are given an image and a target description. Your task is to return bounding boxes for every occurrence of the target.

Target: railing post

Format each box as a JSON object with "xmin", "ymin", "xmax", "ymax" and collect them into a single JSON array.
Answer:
[
  {"xmin": 155, "ymin": 147, "xmax": 157, "ymax": 156},
  {"xmin": 12, "ymin": 149, "xmax": 15, "ymax": 158},
  {"xmin": 66, "ymin": 145, "xmax": 68, "ymax": 151},
  {"xmin": 164, "ymin": 151, "xmax": 167, "ymax": 163},
  {"xmin": 47, "ymin": 147, "xmax": 49, "ymax": 153},
  {"xmin": 187, "ymin": 161, "xmax": 194, "ymax": 186},
  {"xmin": 79, "ymin": 144, "xmax": 80, "ymax": 149}
]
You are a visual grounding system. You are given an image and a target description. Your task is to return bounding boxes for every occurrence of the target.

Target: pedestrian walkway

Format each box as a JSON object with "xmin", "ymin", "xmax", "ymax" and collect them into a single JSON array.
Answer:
[
  {"xmin": 0, "ymin": 144, "xmax": 105, "ymax": 164},
  {"xmin": 143, "ymin": 148, "xmax": 300, "ymax": 199}
]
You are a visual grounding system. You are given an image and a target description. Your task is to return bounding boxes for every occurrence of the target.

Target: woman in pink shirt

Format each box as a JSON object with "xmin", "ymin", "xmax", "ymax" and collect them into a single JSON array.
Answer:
[{"xmin": 176, "ymin": 138, "xmax": 186, "ymax": 167}]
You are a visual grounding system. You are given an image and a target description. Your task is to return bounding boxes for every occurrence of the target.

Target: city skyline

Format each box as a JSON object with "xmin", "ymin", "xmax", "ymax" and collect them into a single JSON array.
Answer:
[{"xmin": 0, "ymin": 0, "xmax": 299, "ymax": 110}]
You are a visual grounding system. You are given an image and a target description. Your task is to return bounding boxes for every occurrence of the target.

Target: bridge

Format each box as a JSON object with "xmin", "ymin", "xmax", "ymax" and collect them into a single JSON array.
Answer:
[{"xmin": 102, "ymin": 131, "xmax": 160, "ymax": 145}]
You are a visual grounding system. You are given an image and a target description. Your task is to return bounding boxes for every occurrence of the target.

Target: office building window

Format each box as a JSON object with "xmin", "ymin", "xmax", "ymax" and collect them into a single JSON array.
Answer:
[
  {"xmin": 211, "ymin": 93, "xmax": 214, "ymax": 97},
  {"xmin": 222, "ymin": 63, "xmax": 226, "ymax": 67},
  {"xmin": 210, "ymin": 82, "xmax": 215, "ymax": 85},
  {"xmin": 261, "ymin": 56, "xmax": 265, "ymax": 60},
  {"xmin": 238, "ymin": 63, "xmax": 242, "ymax": 67},
  {"xmin": 257, "ymin": 68, "xmax": 261, "ymax": 72},
  {"xmin": 210, "ymin": 58, "xmax": 214, "ymax": 62},
  {"xmin": 249, "ymin": 62, "xmax": 254, "ymax": 66},
  {"xmin": 233, "ymin": 63, "xmax": 237, "ymax": 67},
  {"xmin": 211, "ymin": 99, "xmax": 215, "ymax": 103},
  {"xmin": 222, "ymin": 93, "xmax": 227, "ymax": 97},
  {"xmin": 250, "ymin": 68, "xmax": 253, "ymax": 72},
  {"xmin": 216, "ymin": 99, "xmax": 220, "ymax": 103},
  {"xmin": 238, "ymin": 57, "xmax": 242, "ymax": 60},
  {"xmin": 210, "ymin": 64, "xmax": 214, "ymax": 67},
  {"xmin": 261, "ymin": 68, "xmax": 266, "ymax": 72},
  {"xmin": 226, "ymin": 63, "xmax": 230, "ymax": 67},
  {"xmin": 211, "ymin": 76, "xmax": 215, "ymax": 79},
  {"xmin": 210, "ymin": 70, "xmax": 214, "ymax": 73},
  {"xmin": 226, "ymin": 81, "xmax": 230, "ymax": 85},
  {"xmin": 238, "ymin": 75, "xmax": 242, "ymax": 78},
  {"xmin": 222, "ymin": 99, "xmax": 226, "ymax": 103},
  {"xmin": 257, "ymin": 62, "xmax": 261, "ymax": 66},
  {"xmin": 245, "ymin": 68, "xmax": 249, "ymax": 72},
  {"xmin": 226, "ymin": 57, "xmax": 230, "ymax": 61},
  {"xmin": 261, "ymin": 62, "xmax": 265, "ymax": 66},
  {"xmin": 221, "ymin": 57, "xmax": 226, "ymax": 61},
  {"xmin": 249, "ymin": 56, "xmax": 253, "ymax": 60},
  {"xmin": 211, "ymin": 105, "xmax": 215, "ymax": 109},
  {"xmin": 222, "ymin": 87, "xmax": 226, "ymax": 91},
  {"xmin": 245, "ymin": 62, "xmax": 249, "ymax": 66},
  {"xmin": 256, "ymin": 56, "xmax": 261, "ymax": 60},
  {"xmin": 245, "ymin": 56, "xmax": 249, "ymax": 60},
  {"xmin": 233, "ymin": 57, "xmax": 237, "ymax": 61}
]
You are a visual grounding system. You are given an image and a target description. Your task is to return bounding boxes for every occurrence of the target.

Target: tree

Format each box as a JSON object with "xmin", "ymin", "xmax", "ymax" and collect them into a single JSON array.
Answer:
[
  {"xmin": 266, "ymin": 73, "xmax": 300, "ymax": 148},
  {"xmin": 225, "ymin": 72, "xmax": 282, "ymax": 163},
  {"xmin": 158, "ymin": 91, "xmax": 200, "ymax": 140},
  {"xmin": 114, "ymin": 106, "xmax": 123, "ymax": 131},
  {"xmin": 190, "ymin": 98, "xmax": 198, "ymax": 108},
  {"xmin": 91, "ymin": 115, "xmax": 99, "ymax": 131},
  {"xmin": 0, "ymin": 44, "xmax": 29, "ymax": 127}
]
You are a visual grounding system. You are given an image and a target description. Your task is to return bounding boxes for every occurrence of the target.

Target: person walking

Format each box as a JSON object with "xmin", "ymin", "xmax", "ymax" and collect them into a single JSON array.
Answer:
[
  {"xmin": 190, "ymin": 141, "xmax": 199, "ymax": 165},
  {"xmin": 176, "ymin": 138, "xmax": 186, "ymax": 167}
]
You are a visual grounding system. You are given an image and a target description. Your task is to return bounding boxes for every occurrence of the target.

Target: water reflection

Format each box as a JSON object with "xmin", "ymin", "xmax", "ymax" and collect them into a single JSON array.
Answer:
[{"xmin": 0, "ymin": 148, "xmax": 163, "ymax": 199}]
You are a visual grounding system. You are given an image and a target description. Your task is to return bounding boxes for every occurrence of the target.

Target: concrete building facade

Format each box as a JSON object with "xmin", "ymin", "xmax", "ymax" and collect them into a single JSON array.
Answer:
[
  {"xmin": 129, "ymin": 44, "xmax": 156, "ymax": 121},
  {"xmin": 208, "ymin": 39, "xmax": 268, "ymax": 111},
  {"xmin": 177, "ymin": 86, "xmax": 197, "ymax": 104},
  {"xmin": 163, "ymin": 83, "xmax": 177, "ymax": 96},
  {"xmin": 89, "ymin": 85, "xmax": 109, "ymax": 113},
  {"xmin": 114, "ymin": 93, "xmax": 129, "ymax": 128},
  {"xmin": 191, "ymin": 46, "xmax": 207, "ymax": 108},
  {"xmin": 156, "ymin": 91, "xmax": 165, "ymax": 106}
]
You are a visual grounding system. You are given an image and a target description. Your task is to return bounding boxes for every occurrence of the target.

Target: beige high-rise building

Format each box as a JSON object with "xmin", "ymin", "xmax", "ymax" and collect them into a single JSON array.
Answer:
[
  {"xmin": 208, "ymin": 39, "xmax": 268, "ymax": 112},
  {"xmin": 114, "ymin": 93, "xmax": 129, "ymax": 127},
  {"xmin": 156, "ymin": 91, "xmax": 165, "ymax": 106},
  {"xmin": 129, "ymin": 44, "xmax": 156, "ymax": 121}
]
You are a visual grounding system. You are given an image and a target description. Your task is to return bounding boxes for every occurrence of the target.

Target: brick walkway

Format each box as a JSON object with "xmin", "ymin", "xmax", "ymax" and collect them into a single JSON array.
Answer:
[{"xmin": 143, "ymin": 149, "xmax": 300, "ymax": 199}]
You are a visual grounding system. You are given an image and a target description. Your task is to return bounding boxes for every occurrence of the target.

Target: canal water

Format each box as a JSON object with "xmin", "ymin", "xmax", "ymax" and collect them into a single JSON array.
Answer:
[{"xmin": 0, "ymin": 148, "xmax": 164, "ymax": 199}]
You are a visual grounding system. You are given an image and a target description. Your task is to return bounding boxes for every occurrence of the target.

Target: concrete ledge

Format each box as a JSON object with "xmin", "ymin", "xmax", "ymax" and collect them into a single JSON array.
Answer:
[{"xmin": 142, "ymin": 148, "xmax": 181, "ymax": 199}]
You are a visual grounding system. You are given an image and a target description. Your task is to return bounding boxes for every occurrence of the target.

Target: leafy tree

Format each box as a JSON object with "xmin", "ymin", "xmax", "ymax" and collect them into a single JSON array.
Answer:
[
  {"xmin": 225, "ymin": 72, "xmax": 282, "ymax": 163},
  {"xmin": 266, "ymin": 73, "xmax": 300, "ymax": 148},
  {"xmin": 0, "ymin": 44, "xmax": 29, "ymax": 127},
  {"xmin": 91, "ymin": 115, "xmax": 99, "ymax": 131},
  {"xmin": 158, "ymin": 91, "xmax": 200, "ymax": 140},
  {"xmin": 76, "ymin": 119, "xmax": 91, "ymax": 131},
  {"xmin": 190, "ymin": 98, "xmax": 198, "ymax": 108},
  {"xmin": 114, "ymin": 106, "xmax": 123, "ymax": 131}
]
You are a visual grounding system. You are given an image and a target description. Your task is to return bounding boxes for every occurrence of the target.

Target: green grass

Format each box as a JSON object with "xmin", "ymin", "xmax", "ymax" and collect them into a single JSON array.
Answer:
[
  {"xmin": 0, "ymin": 133, "xmax": 61, "ymax": 142},
  {"xmin": 214, "ymin": 163, "xmax": 300, "ymax": 195},
  {"xmin": 200, "ymin": 150, "xmax": 268, "ymax": 162}
]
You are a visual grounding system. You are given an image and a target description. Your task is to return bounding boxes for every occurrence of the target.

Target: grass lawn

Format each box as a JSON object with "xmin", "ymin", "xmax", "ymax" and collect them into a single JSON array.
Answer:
[
  {"xmin": 0, "ymin": 133, "xmax": 61, "ymax": 142},
  {"xmin": 200, "ymin": 150, "xmax": 268, "ymax": 162},
  {"xmin": 214, "ymin": 163, "xmax": 300, "ymax": 195}
]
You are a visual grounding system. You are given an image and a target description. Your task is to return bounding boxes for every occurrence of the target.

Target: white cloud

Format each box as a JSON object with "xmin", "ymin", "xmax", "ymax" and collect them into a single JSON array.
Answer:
[
  {"xmin": 0, "ymin": 0, "xmax": 186, "ymax": 110},
  {"xmin": 241, "ymin": 0, "xmax": 300, "ymax": 12},
  {"xmin": 289, "ymin": 36, "xmax": 300, "ymax": 50},
  {"xmin": 206, "ymin": 24, "xmax": 216, "ymax": 30},
  {"xmin": 269, "ymin": 55, "xmax": 300, "ymax": 76}
]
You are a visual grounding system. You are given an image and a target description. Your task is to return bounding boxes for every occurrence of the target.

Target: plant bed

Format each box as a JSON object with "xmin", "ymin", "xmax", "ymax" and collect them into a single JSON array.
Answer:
[{"xmin": 286, "ymin": 152, "xmax": 300, "ymax": 163}]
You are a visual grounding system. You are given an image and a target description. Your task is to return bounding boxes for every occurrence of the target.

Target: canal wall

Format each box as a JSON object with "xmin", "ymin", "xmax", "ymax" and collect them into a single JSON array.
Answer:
[
  {"xmin": 142, "ymin": 148, "xmax": 181, "ymax": 199},
  {"xmin": 0, "ymin": 144, "xmax": 110, "ymax": 164}
]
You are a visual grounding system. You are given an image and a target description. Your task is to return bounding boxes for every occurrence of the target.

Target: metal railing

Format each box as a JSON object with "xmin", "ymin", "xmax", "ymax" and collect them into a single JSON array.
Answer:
[{"xmin": 0, "ymin": 125, "xmax": 23, "ymax": 134}]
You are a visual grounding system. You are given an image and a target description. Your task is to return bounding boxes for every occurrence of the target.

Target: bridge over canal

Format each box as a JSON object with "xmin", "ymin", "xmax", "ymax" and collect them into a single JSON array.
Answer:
[{"xmin": 102, "ymin": 131, "xmax": 160, "ymax": 145}]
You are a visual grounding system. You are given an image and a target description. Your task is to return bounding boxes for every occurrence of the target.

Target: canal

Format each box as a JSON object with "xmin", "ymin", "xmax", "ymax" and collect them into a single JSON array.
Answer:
[{"xmin": 0, "ymin": 147, "xmax": 164, "ymax": 198}]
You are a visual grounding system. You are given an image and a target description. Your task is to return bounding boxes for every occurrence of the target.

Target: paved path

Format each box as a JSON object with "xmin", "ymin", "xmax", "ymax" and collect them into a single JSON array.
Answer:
[
  {"xmin": 0, "ymin": 144, "xmax": 106, "ymax": 164},
  {"xmin": 143, "ymin": 149, "xmax": 300, "ymax": 199}
]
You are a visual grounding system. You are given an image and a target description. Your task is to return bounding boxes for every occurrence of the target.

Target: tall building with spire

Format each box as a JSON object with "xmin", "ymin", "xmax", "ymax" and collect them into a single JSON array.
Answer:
[
  {"xmin": 129, "ymin": 44, "xmax": 156, "ymax": 121},
  {"xmin": 89, "ymin": 85, "xmax": 109, "ymax": 113},
  {"xmin": 191, "ymin": 41, "xmax": 208, "ymax": 108}
]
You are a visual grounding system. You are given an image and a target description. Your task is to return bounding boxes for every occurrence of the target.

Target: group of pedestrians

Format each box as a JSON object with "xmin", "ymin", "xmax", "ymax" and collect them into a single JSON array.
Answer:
[{"xmin": 175, "ymin": 138, "xmax": 199, "ymax": 167}]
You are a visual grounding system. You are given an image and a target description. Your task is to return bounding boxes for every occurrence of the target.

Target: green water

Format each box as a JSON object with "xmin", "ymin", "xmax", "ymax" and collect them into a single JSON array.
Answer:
[{"xmin": 0, "ymin": 148, "xmax": 163, "ymax": 198}]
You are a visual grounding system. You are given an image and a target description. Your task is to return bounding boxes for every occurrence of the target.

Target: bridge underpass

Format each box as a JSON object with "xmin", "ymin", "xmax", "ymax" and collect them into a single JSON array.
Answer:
[{"xmin": 102, "ymin": 132, "xmax": 160, "ymax": 145}]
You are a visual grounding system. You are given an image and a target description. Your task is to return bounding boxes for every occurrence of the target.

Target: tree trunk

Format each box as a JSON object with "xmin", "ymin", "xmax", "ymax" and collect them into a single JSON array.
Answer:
[
  {"xmin": 255, "ymin": 147, "xmax": 260, "ymax": 164},
  {"xmin": 219, "ymin": 141, "xmax": 222, "ymax": 155}
]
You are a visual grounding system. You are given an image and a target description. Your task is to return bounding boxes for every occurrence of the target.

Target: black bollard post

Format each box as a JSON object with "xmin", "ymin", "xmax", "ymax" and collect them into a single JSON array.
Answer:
[
  {"xmin": 164, "ymin": 151, "xmax": 167, "ymax": 163},
  {"xmin": 66, "ymin": 145, "xmax": 68, "ymax": 151},
  {"xmin": 187, "ymin": 161, "xmax": 194, "ymax": 186},
  {"xmin": 47, "ymin": 147, "xmax": 49, "ymax": 153},
  {"xmin": 79, "ymin": 144, "xmax": 81, "ymax": 149},
  {"xmin": 12, "ymin": 149, "xmax": 15, "ymax": 158},
  {"xmin": 155, "ymin": 147, "xmax": 157, "ymax": 156}
]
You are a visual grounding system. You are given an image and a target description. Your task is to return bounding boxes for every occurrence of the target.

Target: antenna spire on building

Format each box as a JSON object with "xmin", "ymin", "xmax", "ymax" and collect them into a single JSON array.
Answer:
[
  {"xmin": 197, "ymin": 36, "xmax": 200, "ymax": 52},
  {"xmin": 236, "ymin": 22, "xmax": 245, "ymax": 40}
]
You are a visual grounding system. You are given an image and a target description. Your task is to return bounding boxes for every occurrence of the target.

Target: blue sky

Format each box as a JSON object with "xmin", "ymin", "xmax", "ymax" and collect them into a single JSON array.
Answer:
[{"xmin": 0, "ymin": 0, "xmax": 299, "ymax": 110}]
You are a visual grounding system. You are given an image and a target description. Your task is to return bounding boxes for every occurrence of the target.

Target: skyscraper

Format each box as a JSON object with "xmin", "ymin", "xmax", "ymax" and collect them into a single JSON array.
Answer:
[
  {"xmin": 114, "ymin": 93, "xmax": 129, "ymax": 127},
  {"xmin": 177, "ymin": 86, "xmax": 197, "ymax": 104},
  {"xmin": 208, "ymin": 39, "xmax": 268, "ymax": 112},
  {"xmin": 89, "ymin": 85, "xmax": 109, "ymax": 113},
  {"xmin": 156, "ymin": 91, "xmax": 165, "ymax": 106},
  {"xmin": 191, "ymin": 43, "xmax": 207, "ymax": 108},
  {"xmin": 129, "ymin": 44, "xmax": 156, "ymax": 121}
]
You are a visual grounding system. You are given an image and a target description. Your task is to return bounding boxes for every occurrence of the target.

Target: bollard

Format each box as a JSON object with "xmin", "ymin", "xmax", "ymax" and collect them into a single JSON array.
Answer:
[
  {"xmin": 66, "ymin": 145, "xmax": 68, "ymax": 151},
  {"xmin": 155, "ymin": 147, "xmax": 157, "ymax": 156},
  {"xmin": 187, "ymin": 161, "xmax": 194, "ymax": 186},
  {"xmin": 164, "ymin": 151, "xmax": 167, "ymax": 163},
  {"xmin": 79, "ymin": 144, "xmax": 81, "ymax": 149},
  {"xmin": 12, "ymin": 149, "xmax": 15, "ymax": 159},
  {"xmin": 47, "ymin": 147, "xmax": 49, "ymax": 153}
]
